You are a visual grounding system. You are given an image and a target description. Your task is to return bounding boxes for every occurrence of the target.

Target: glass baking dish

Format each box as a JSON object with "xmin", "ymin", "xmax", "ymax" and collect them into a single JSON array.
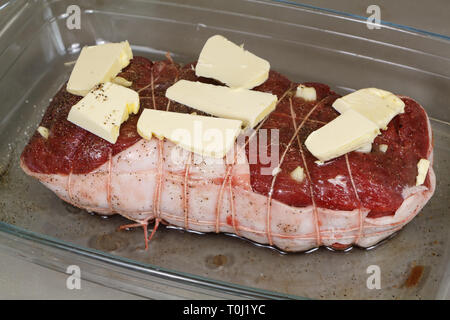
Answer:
[{"xmin": 0, "ymin": 0, "xmax": 448, "ymax": 299}]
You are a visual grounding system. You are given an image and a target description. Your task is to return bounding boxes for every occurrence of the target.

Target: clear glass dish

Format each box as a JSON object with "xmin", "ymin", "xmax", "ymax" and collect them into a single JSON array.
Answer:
[{"xmin": 0, "ymin": 0, "xmax": 448, "ymax": 299}]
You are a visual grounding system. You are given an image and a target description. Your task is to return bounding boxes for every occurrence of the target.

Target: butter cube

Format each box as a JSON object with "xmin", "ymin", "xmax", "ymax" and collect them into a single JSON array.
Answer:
[
  {"xmin": 67, "ymin": 41, "xmax": 133, "ymax": 96},
  {"xmin": 166, "ymin": 80, "xmax": 277, "ymax": 128},
  {"xmin": 332, "ymin": 88, "xmax": 405, "ymax": 129},
  {"xmin": 305, "ymin": 109, "xmax": 380, "ymax": 162},
  {"xmin": 137, "ymin": 109, "xmax": 242, "ymax": 158},
  {"xmin": 195, "ymin": 35, "xmax": 270, "ymax": 89},
  {"xmin": 67, "ymin": 82, "xmax": 139, "ymax": 144}
]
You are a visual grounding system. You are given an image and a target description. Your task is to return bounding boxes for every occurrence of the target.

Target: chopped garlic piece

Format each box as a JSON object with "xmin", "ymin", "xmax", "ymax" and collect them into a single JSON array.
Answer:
[
  {"xmin": 416, "ymin": 159, "xmax": 430, "ymax": 186},
  {"xmin": 290, "ymin": 166, "xmax": 305, "ymax": 183},
  {"xmin": 379, "ymin": 144, "xmax": 388, "ymax": 153},
  {"xmin": 112, "ymin": 76, "xmax": 132, "ymax": 87},
  {"xmin": 296, "ymin": 85, "xmax": 316, "ymax": 101},
  {"xmin": 37, "ymin": 126, "xmax": 49, "ymax": 139}
]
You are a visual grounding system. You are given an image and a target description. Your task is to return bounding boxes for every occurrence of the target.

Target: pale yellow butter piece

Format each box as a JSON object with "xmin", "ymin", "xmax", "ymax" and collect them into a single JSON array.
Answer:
[
  {"xmin": 137, "ymin": 109, "xmax": 242, "ymax": 159},
  {"xmin": 296, "ymin": 85, "xmax": 316, "ymax": 101},
  {"xmin": 355, "ymin": 142, "xmax": 372, "ymax": 153},
  {"xmin": 37, "ymin": 126, "xmax": 49, "ymax": 139},
  {"xmin": 305, "ymin": 109, "xmax": 380, "ymax": 162},
  {"xmin": 416, "ymin": 159, "xmax": 430, "ymax": 186},
  {"xmin": 67, "ymin": 82, "xmax": 139, "ymax": 144},
  {"xmin": 332, "ymin": 88, "xmax": 405, "ymax": 129},
  {"xmin": 112, "ymin": 76, "xmax": 132, "ymax": 87},
  {"xmin": 195, "ymin": 35, "xmax": 270, "ymax": 89},
  {"xmin": 290, "ymin": 166, "xmax": 305, "ymax": 183},
  {"xmin": 166, "ymin": 80, "xmax": 277, "ymax": 128},
  {"xmin": 67, "ymin": 41, "xmax": 133, "ymax": 96}
]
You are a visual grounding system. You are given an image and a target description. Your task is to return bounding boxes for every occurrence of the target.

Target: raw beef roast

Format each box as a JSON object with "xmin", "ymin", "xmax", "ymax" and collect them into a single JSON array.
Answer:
[{"xmin": 20, "ymin": 57, "xmax": 435, "ymax": 251}]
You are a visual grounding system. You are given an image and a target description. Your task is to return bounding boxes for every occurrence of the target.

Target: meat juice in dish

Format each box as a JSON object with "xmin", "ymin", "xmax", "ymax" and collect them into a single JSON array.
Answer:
[{"xmin": 20, "ymin": 38, "xmax": 435, "ymax": 252}]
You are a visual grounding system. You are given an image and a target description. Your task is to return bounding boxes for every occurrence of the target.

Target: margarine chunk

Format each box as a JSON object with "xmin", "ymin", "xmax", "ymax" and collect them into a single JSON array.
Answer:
[
  {"xmin": 296, "ymin": 85, "xmax": 316, "ymax": 101},
  {"xmin": 67, "ymin": 41, "xmax": 133, "ymax": 96},
  {"xmin": 137, "ymin": 109, "xmax": 242, "ymax": 158},
  {"xmin": 166, "ymin": 80, "xmax": 277, "ymax": 128},
  {"xmin": 195, "ymin": 35, "xmax": 270, "ymax": 89},
  {"xmin": 416, "ymin": 159, "xmax": 430, "ymax": 186},
  {"xmin": 332, "ymin": 88, "xmax": 405, "ymax": 129},
  {"xmin": 67, "ymin": 82, "xmax": 139, "ymax": 144},
  {"xmin": 305, "ymin": 109, "xmax": 380, "ymax": 162}
]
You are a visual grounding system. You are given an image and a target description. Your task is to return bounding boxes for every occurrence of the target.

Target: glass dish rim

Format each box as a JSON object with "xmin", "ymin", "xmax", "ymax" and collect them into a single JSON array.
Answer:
[
  {"xmin": 268, "ymin": 0, "xmax": 450, "ymax": 41},
  {"xmin": 0, "ymin": 221, "xmax": 303, "ymax": 299},
  {"xmin": 1, "ymin": 0, "xmax": 450, "ymax": 42}
]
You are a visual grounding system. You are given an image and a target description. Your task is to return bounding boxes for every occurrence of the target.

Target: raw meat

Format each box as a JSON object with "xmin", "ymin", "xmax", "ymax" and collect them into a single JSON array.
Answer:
[{"xmin": 20, "ymin": 57, "xmax": 435, "ymax": 251}]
